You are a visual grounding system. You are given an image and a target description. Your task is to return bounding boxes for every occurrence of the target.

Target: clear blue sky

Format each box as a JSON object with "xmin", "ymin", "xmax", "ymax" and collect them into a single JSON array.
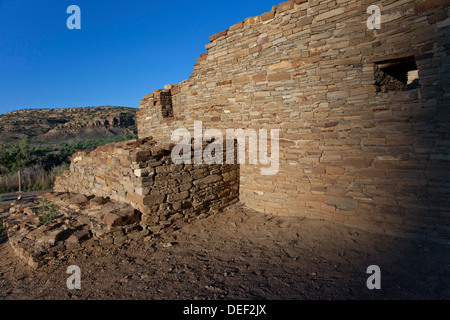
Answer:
[{"xmin": 0, "ymin": 0, "xmax": 278, "ymax": 115}]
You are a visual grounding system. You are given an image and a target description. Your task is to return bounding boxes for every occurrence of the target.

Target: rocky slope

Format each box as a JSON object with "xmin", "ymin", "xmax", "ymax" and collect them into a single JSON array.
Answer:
[{"xmin": 0, "ymin": 106, "xmax": 137, "ymax": 146}]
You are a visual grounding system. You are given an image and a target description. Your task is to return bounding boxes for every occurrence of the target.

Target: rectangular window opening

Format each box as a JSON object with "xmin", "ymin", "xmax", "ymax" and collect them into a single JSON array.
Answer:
[
  {"xmin": 161, "ymin": 104, "xmax": 173, "ymax": 118},
  {"xmin": 160, "ymin": 92, "xmax": 174, "ymax": 118},
  {"xmin": 374, "ymin": 56, "xmax": 420, "ymax": 92}
]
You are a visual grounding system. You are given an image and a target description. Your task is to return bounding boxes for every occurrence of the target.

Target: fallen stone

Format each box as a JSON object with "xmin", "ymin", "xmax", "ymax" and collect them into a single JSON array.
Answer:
[
  {"xmin": 26, "ymin": 225, "xmax": 51, "ymax": 240},
  {"xmin": 101, "ymin": 201, "xmax": 129, "ymax": 214},
  {"xmin": 75, "ymin": 215, "xmax": 91, "ymax": 225},
  {"xmin": 159, "ymin": 143, "xmax": 175, "ymax": 152},
  {"xmin": 88, "ymin": 196, "xmax": 108, "ymax": 207},
  {"xmin": 149, "ymin": 146, "xmax": 166, "ymax": 157},
  {"xmin": 40, "ymin": 228, "xmax": 66, "ymax": 245},
  {"xmin": 54, "ymin": 193, "xmax": 71, "ymax": 203},
  {"xmin": 168, "ymin": 213, "xmax": 183, "ymax": 222},
  {"xmin": 67, "ymin": 230, "xmax": 91, "ymax": 244},
  {"xmin": 123, "ymin": 223, "xmax": 141, "ymax": 234},
  {"xmin": 68, "ymin": 194, "xmax": 89, "ymax": 207},
  {"xmin": 104, "ymin": 208, "xmax": 141, "ymax": 227},
  {"xmin": 90, "ymin": 221, "xmax": 111, "ymax": 238},
  {"xmin": 23, "ymin": 207, "xmax": 39, "ymax": 216}
]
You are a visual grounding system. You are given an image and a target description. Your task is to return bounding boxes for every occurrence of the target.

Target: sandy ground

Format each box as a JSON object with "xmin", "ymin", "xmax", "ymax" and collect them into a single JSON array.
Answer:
[{"xmin": 0, "ymin": 203, "xmax": 448, "ymax": 300}]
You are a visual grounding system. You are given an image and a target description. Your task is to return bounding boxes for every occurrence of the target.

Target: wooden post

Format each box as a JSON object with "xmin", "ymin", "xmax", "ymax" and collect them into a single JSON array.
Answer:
[{"xmin": 18, "ymin": 170, "xmax": 21, "ymax": 193}]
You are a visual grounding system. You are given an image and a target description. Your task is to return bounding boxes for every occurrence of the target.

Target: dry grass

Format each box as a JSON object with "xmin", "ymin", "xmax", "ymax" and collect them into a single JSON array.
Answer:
[{"xmin": 0, "ymin": 163, "xmax": 69, "ymax": 194}]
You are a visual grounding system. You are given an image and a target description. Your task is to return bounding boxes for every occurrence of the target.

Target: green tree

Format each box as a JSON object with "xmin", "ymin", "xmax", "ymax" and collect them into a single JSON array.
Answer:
[{"xmin": 0, "ymin": 139, "xmax": 32, "ymax": 192}]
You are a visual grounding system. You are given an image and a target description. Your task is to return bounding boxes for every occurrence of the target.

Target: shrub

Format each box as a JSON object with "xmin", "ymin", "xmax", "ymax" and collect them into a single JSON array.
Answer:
[
  {"xmin": 0, "ymin": 134, "xmax": 137, "ymax": 193},
  {"xmin": 39, "ymin": 199, "xmax": 58, "ymax": 224}
]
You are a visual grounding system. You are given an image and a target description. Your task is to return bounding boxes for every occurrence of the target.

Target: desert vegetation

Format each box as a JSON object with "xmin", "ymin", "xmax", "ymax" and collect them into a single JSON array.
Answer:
[{"xmin": 0, "ymin": 134, "xmax": 137, "ymax": 194}]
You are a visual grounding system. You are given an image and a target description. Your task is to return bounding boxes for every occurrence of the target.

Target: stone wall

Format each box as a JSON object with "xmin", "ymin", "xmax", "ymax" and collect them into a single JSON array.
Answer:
[
  {"xmin": 137, "ymin": 0, "xmax": 450, "ymax": 243},
  {"xmin": 55, "ymin": 138, "xmax": 239, "ymax": 228}
]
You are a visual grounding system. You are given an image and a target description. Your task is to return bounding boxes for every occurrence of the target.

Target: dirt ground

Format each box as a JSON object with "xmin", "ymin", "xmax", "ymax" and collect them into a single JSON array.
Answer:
[{"xmin": 0, "ymin": 203, "xmax": 448, "ymax": 300}]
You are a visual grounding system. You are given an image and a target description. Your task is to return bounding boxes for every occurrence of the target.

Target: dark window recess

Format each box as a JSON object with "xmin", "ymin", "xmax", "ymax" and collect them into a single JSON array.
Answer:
[
  {"xmin": 160, "ymin": 92, "xmax": 174, "ymax": 118},
  {"xmin": 374, "ymin": 56, "xmax": 420, "ymax": 92},
  {"xmin": 161, "ymin": 104, "xmax": 173, "ymax": 118}
]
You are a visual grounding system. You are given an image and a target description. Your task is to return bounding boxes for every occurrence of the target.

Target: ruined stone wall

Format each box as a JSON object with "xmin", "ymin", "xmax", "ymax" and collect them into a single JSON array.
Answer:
[
  {"xmin": 55, "ymin": 138, "xmax": 239, "ymax": 228},
  {"xmin": 137, "ymin": 0, "xmax": 450, "ymax": 243}
]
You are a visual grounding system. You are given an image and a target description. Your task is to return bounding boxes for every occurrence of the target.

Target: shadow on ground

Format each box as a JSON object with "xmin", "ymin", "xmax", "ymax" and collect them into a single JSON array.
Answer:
[{"xmin": 0, "ymin": 204, "xmax": 448, "ymax": 300}]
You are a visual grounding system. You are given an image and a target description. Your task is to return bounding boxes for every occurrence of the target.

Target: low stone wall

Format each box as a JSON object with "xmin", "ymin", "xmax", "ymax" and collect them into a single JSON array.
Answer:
[
  {"xmin": 6, "ymin": 192, "xmax": 146, "ymax": 268},
  {"xmin": 54, "ymin": 138, "xmax": 239, "ymax": 228}
]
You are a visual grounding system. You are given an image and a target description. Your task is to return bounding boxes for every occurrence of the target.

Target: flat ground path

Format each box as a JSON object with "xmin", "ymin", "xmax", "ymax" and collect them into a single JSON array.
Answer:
[{"xmin": 0, "ymin": 190, "xmax": 51, "ymax": 205}]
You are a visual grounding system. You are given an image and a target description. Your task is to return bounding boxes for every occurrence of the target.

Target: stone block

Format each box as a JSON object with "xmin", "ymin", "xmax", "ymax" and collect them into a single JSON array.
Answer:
[
  {"xmin": 229, "ymin": 21, "xmax": 244, "ymax": 31},
  {"xmin": 223, "ymin": 170, "xmax": 238, "ymax": 182},
  {"xmin": 252, "ymin": 71, "xmax": 267, "ymax": 82},
  {"xmin": 245, "ymin": 16, "xmax": 260, "ymax": 26},
  {"xmin": 268, "ymin": 61, "xmax": 292, "ymax": 71},
  {"xmin": 209, "ymin": 30, "xmax": 228, "ymax": 42},
  {"xmin": 68, "ymin": 194, "xmax": 88, "ymax": 206},
  {"xmin": 193, "ymin": 174, "xmax": 222, "ymax": 186},
  {"xmin": 104, "ymin": 208, "xmax": 141, "ymax": 227},
  {"xmin": 414, "ymin": 0, "xmax": 448, "ymax": 13},
  {"xmin": 67, "ymin": 230, "xmax": 91, "ymax": 244},
  {"xmin": 343, "ymin": 158, "xmax": 373, "ymax": 168},
  {"xmin": 261, "ymin": 9, "xmax": 276, "ymax": 21},
  {"xmin": 167, "ymin": 191, "xmax": 190, "ymax": 202},
  {"xmin": 327, "ymin": 197, "xmax": 358, "ymax": 209},
  {"xmin": 41, "ymin": 229, "xmax": 66, "ymax": 245},
  {"xmin": 268, "ymin": 73, "xmax": 291, "ymax": 81},
  {"xmin": 278, "ymin": 1, "xmax": 294, "ymax": 13},
  {"xmin": 144, "ymin": 192, "xmax": 166, "ymax": 206}
]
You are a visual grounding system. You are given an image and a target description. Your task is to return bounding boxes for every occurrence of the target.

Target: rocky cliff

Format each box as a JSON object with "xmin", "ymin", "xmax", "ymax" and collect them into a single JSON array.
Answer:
[{"xmin": 0, "ymin": 106, "xmax": 137, "ymax": 146}]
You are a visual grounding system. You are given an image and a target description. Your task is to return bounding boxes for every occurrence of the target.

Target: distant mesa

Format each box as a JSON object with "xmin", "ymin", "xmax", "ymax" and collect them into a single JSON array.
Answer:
[{"xmin": 0, "ymin": 106, "xmax": 138, "ymax": 147}]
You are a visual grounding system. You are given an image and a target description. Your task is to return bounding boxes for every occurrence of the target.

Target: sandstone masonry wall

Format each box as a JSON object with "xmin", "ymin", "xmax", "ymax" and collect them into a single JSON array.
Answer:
[
  {"xmin": 137, "ymin": 0, "xmax": 450, "ymax": 243},
  {"xmin": 55, "ymin": 138, "xmax": 239, "ymax": 228}
]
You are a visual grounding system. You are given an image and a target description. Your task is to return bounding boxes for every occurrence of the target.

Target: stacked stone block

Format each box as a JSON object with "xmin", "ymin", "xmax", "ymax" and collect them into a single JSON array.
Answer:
[
  {"xmin": 55, "ymin": 138, "xmax": 239, "ymax": 228},
  {"xmin": 136, "ymin": 0, "xmax": 450, "ymax": 243}
]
